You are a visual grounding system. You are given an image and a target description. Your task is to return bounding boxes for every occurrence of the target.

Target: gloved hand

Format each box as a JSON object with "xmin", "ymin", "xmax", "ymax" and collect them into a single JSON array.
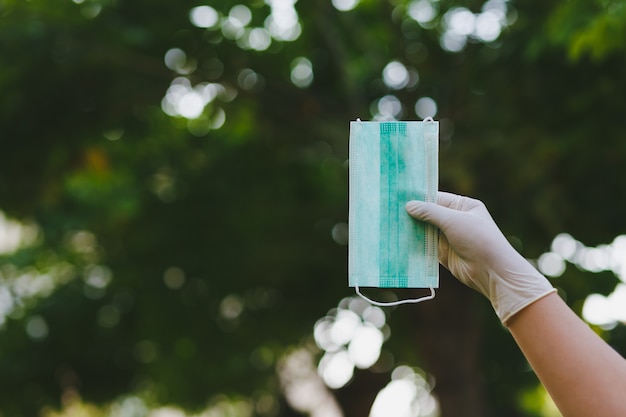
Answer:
[{"xmin": 405, "ymin": 192, "xmax": 556, "ymax": 325}]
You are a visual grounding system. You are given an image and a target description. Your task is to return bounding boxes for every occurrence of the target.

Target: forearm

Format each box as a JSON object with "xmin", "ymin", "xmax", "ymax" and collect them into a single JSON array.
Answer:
[
  {"xmin": 508, "ymin": 292, "xmax": 626, "ymax": 417},
  {"xmin": 406, "ymin": 193, "xmax": 626, "ymax": 413}
]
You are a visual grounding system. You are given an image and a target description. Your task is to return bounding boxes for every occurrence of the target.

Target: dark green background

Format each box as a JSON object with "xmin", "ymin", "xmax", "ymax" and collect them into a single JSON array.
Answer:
[{"xmin": 1, "ymin": 0, "xmax": 626, "ymax": 415}]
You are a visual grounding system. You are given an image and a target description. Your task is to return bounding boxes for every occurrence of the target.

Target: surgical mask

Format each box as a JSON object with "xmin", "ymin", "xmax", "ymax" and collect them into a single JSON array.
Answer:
[{"xmin": 348, "ymin": 118, "xmax": 438, "ymax": 306}]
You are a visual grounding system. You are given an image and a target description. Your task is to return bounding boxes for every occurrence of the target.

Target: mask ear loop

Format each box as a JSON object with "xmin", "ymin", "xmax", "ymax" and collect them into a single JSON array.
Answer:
[{"xmin": 355, "ymin": 286, "xmax": 435, "ymax": 307}]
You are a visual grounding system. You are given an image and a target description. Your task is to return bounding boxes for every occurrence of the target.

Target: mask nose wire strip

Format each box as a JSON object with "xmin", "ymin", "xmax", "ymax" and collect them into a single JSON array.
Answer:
[{"xmin": 355, "ymin": 286, "xmax": 435, "ymax": 307}]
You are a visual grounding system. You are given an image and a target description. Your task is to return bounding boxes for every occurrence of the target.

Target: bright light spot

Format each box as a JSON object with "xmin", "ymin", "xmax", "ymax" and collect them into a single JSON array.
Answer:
[
  {"xmin": 229, "ymin": 4, "xmax": 252, "ymax": 27},
  {"xmin": 211, "ymin": 108, "xmax": 226, "ymax": 129},
  {"xmin": 440, "ymin": 3, "xmax": 510, "ymax": 52},
  {"xmin": 26, "ymin": 315, "xmax": 49, "ymax": 340},
  {"xmin": 362, "ymin": 305, "xmax": 386, "ymax": 328},
  {"xmin": 203, "ymin": 398, "xmax": 255, "ymax": 417},
  {"xmin": 148, "ymin": 407, "xmax": 186, "ymax": 417},
  {"xmin": 541, "ymin": 233, "xmax": 623, "ymax": 278},
  {"xmin": 583, "ymin": 293, "xmax": 615, "ymax": 327},
  {"xmin": 348, "ymin": 325, "xmax": 383, "ymax": 368},
  {"xmin": 382, "ymin": 61, "xmax": 409, "ymax": 90},
  {"xmin": 221, "ymin": 17, "xmax": 246, "ymax": 39},
  {"xmin": 611, "ymin": 235, "xmax": 626, "ymax": 282},
  {"xmin": 68, "ymin": 230, "xmax": 97, "ymax": 254},
  {"xmin": 103, "ymin": 128, "xmax": 124, "ymax": 141},
  {"xmin": 440, "ymin": 31, "xmax": 467, "ymax": 52},
  {"xmin": 551, "ymin": 233, "xmax": 578, "ymax": 260},
  {"xmin": 0, "ymin": 265, "xmax": 76, "ymax": 329},
  {"xmin": 407, "ymin": 0, "xmax": 436, "ymax": 25},
  {"xmin": 483, "ymin": 0, "xmax": 508, "ymax": 15},
  {"xmin": 200, "ymin": 83, "xmax": 222, "ymax": 102},
  {"xmin": 220, "ymin": 295, "xmax": 244, "ymax": 320},
  {"xmin": 237, "ymin": 69, "xmax": 261, "ymax": 90},
  {"xmin": 608, "ymin": 284, "xmax": 626, "ymax": 322},
  {"xmin": 586, "ymin": 246, "xmax": 609, "ymax": 272},
  {"xmin": 12, "ymin": 273, "xmax": 55, "ymax": 300},
  {"xmin": 80, "ymin": 3, "xmax": 101, "ymax": 19},
  {"xmin": 537, "ymin": 252, "xmax": 566, "ymax": 277},
  {"xmin": 164, "ymin": 48, "xmax": 185, "ymax": 69},
  {"xmin": 0, "ymin": 212, "xmax": 37, "ymax": 254},
  {"xmin": 265, "ymin": 0, "xmax": 301, "ymax": 41},
  {"xmin": 163, "ymin": 267, "xmax": 186, "ymax": 289},
  {"xmin": 84, "ymin": 264, "xmax": 112, "ymax": 289},
  {"xmin": 332, "ymin": 0, "xmax": 359, "ymax": 12},
  {"xmin": 248, "ymin": 28, "xmax": 272, "ymax": 51},
  {"xmin": 377, "ymin": 95, "xmax": 403, "ymax": 118},
  {"xmin": 415, "ymin": 97, "xmax": 437, "ymax": 119},
  {"xmin": 290, "ymin": 57, "xmax": 313, "ymax": 88},
  {"xmin": 347, "ymin": 296, "xmax": 371, "ymax": 316},
  {"xmin": 0, "ymin": 286, "xmax": 14, "ymax": 322},
  {"xmin": 370, "ymin": 366, "xmax": 439, "ymax": 417},
  {"xmin": 265, "ymin": 16, "xmax": 301, "ymax": 41},
  {"xmin": 151, "ymin": 167, "xmax": 177, "ymax": 203},
  {"xmin": 162, "ymin": 78, "xmax": 220, "ymax": 119},
  {"xmin": 330, "ymin": 309, "xmax": 360, "ymax": 345},
  {"xmin": 331, "ymin": 222, "xmax": 349, "ymax": 245},
  {"xmin": 314, "ymin": 317, "xmax": 340, "ymax": 352},
  {"xmin": 475, "ymin": 10, "xmax": 502, "ymax": 42},
  {"xmin": 189, "ymin": 5, "xmax": 219, "ymax": 29},
  {"xmin": 164, "ymin": 48, "xmax": 192, "ymax": 74},
  {"xmin": 371, "ymin": 379, "xmax": 418, "ymax": 417},
  {"xmin": 278, "ymin": 348, "xmax": 343, "ymax": 417},
  {"xmin": 315, "ymin": 296, "xmax": 389, "ymax": 391},
  {"xmin": 541, "ymin": 232, "xmax": 626, "ymax": 325},
  {"xmin": 217, "ymin": 84, "xmax": 238, "ymax": 102},
  {"xmin": 318, "ymin": 349, "xmax": 354, "ymax": 389},
  {"xmin": 161, "ymin": 98, "xmax": 177, "ymax": 117},
  {"xmin": 445, "ymin": 7, "xmax": 475, "ymax": 36},
  {"xmin": 177, "ymin": 91, "xmax": 205, "ymax": 119},
  {"xmin": 266, "ymin": 0, "xmax": 298, "ymax": 6},
  {"xmin": 576, "ymin": 247, "xmax": 608, "ymax": 273},
  {"xmin": 112, "ymin": 397, "xmax": 148, "ymax": 416}
]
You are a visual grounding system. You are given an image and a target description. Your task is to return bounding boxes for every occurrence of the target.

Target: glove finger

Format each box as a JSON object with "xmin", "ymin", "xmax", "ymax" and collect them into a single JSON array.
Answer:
[
  {"xmin": 438, "ymin": 191, "xmax": 487, "ymax": 212},
  {"xmin": 437, "ymin": 191, "xmax": 463, "ymax": 208},
  {"xmin": 405, "ymin": 200, "xmax": 458, "ymax": 230}
]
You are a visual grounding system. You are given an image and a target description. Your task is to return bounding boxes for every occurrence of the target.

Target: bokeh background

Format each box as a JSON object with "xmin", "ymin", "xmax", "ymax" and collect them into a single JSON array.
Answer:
[{"xmin": 2, "ymin": 0, "xmax": 626, "ymax": 416}]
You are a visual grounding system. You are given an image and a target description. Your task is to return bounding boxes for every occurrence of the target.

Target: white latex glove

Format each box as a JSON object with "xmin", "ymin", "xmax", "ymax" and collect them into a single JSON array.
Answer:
[{"xmin": 405, "ymin": 192, "xmax": 556, "ymax": 325}]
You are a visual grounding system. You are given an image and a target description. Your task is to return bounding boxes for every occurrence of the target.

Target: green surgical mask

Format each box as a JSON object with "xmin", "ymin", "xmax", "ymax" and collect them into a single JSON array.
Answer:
[{"xmin": 348, "ymin": 119, "xmax": 438, "ymax": 306}]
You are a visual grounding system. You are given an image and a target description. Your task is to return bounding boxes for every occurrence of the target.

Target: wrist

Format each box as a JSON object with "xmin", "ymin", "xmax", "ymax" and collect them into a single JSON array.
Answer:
[{"xmin": 487, "ymin": 268, "xmax": 556, "ymax": 325}]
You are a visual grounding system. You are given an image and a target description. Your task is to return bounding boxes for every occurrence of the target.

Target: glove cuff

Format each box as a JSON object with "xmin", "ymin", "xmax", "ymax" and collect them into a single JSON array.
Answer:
[{"xmin": 488, "ymin": 268, "xmax": 556, "ymax": 325}]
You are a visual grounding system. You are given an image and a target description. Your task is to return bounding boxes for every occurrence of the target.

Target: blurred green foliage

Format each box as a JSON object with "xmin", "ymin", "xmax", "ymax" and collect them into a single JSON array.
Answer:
[{"xmin": 1, "ymin": 0, "xmax": 626, "ymax": 416}]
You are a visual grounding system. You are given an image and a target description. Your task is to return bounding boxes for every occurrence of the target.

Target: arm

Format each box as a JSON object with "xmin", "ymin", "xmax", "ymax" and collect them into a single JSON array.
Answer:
[
  {"xmin": 508, "ymin": 292, "xmax": 626, "ymax": 417},
  {"xmin": 406, "ymin": 192, "xmax": 626, "ymax": 417}
]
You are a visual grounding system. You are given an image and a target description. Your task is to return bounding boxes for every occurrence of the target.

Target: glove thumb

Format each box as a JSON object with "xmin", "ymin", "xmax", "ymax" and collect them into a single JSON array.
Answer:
[{"xmin": 405, "ymin": 200, "xmax": 454, "ymax": 230}]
